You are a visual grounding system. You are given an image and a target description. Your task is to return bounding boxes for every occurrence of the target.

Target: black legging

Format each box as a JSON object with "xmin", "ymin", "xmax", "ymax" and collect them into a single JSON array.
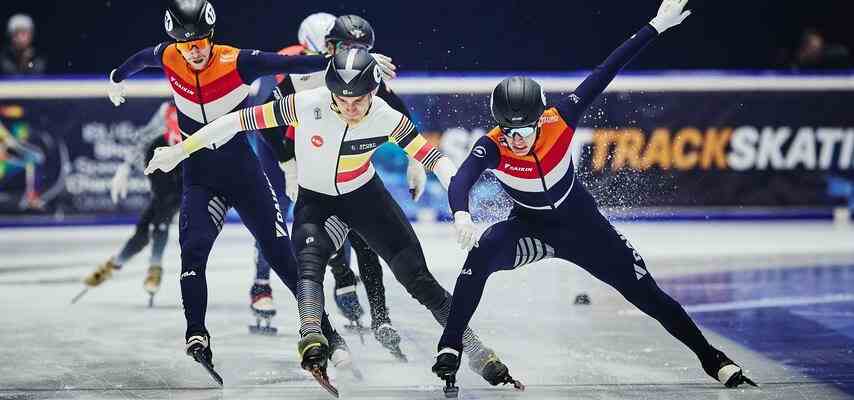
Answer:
[
  {"xmin": 439, "ymin": 207, "xmax": 715, "ymax": 362},
  {"xmin": 291, "ymin": 176, "xmax": 492, "ymax": 359},
  {"xmin": 327, "ymin": 230, "xmax": 391, "ymax": 328}
]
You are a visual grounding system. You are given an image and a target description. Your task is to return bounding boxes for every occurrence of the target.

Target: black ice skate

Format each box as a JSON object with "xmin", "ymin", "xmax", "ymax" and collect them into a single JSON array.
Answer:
[
  {"xmin": 248, "ymin": 283, "xmax": 277, "ymax": 335},
  {"xmin": 373, "ymin": 322, "xmax": 408, "ymax": 362},
  {"xmin": 432, "ymin": 348, "xmax": 462, "ymax": 398},
  {"xmin": 185, "ymin": 333, "xmax": 222, "ymax": 386},
  {"xmin": 299, "ymin": 333, "xmax": 338, "ymax": 398},
  {"xmin": 702, "ymin": 348, "xmax": 758, "ymax": 388},
  {"xmin": 333, "ymin": 272, "xmax": 366, "ymax": 343},
  {"xmin": 471, "ymin": 348, "xmax": 525, "ymax": 390}
]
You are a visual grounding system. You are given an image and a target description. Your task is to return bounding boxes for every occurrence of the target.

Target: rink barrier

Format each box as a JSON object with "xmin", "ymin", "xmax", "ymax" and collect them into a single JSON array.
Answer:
[
  {"xmin": 2, "ymin": 72, "xmax": 854, "ymax": 98},
  {"xmin": 0, "ymin": 208, "xmax": 837, "ymax": 228}
]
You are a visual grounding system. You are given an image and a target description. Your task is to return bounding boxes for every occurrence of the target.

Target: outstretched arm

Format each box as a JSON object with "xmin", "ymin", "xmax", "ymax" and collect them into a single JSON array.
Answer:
[
  {"xmin": 447, "ymin": 136, "xmax": 500, "ymax": 251},
  {"xmin": 387, "ymin": 115, "xmax": 457, "ymax": 190},
  {"xmin": 144, "ymin": 96, "xmax": 298, "ymax": 174},
  {"xmin": 237, "ymin": 50, "xmax": 326, "ymax": 82},
  {"xmin": 123, "ymin": 102, "xmax": 171, "ymax": 171},
  {"xmin": 108, "ymin": 44, "xmax": 168, "ymax": 106},
  {"xmin": 555, "ymin": 0, "xmax": 691, "ymax": 126},
  {"xmin": 112, "ymin": 44, "xmax": 168, "ymax": 82},
  {"xmin": 448, "ymin": 136, "xmax": 500, "ymax": 214},
  {"xmin": 376, "ymin": 82, "xmax": 427, "ymax": 200}
]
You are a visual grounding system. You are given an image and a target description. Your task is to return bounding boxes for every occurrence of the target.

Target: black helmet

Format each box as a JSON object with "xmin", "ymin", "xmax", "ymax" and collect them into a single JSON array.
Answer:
[
  {"xmin": 325, "ymin": 48, "xmax": 381, "ymax": 97},
  {"xmin": 490, "ymin": 76, "xmax": 547, "ymax": 128},
  {"xmin": 326, "ymin": 15, "xmax": 375, "ymax": 50},
  {"xmin": 164, "ymin": 0, "xmax": 216, "ymax": 42}
]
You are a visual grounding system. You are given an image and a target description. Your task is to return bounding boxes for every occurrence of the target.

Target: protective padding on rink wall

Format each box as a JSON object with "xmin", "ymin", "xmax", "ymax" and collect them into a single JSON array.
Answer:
[
  {"xmin": 0, "ymin": 73, "xmax": 852, "ymax": 225},
  {"xmin": 2, "ymin": 73, "xmax": 854, "ymax": 98}
]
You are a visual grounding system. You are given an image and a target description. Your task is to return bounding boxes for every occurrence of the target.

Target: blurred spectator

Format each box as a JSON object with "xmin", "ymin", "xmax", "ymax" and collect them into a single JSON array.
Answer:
[
  {"xmin": 439, "ymin": 127, "xmax": 481, "ymax": 166},
  {"xmin": 791, "ymin": 28, "xmax": 850, "ymax": 70},
  {"xmin": 1, "ymin": 14, "xmax": 46, "ymax": 75}
]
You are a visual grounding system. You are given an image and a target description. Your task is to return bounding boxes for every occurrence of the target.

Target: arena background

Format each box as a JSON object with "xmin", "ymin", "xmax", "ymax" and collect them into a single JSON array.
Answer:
[
  {"xmin": 1, "ymin": 1, "xmax": 853, "ymax": 72},
  {"xmin": 2, "ymin": 2, "xmax": 854, "ymax": 400}
]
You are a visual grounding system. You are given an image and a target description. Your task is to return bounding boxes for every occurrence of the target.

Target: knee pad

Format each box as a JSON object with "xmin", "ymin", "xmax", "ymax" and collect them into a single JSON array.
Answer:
[
  {"xmin": 388, "ymin": 245, "xmax": 447, "ymax": 309},
  {"xmin": 293, "ymin": 224, "xmax": 335, "ymax": 284},
  {"xmin": 179, "ymin": 232, "xmax": 216, "ymax": 265},
  {"xmin": 150, "ymin": 222, "xmax": 169, "ymax": 244},
  {"xmin": 462, "ymin": 246, "xmax": 500, "ymax": 276},
  {"xmin": 128, "ymin": 226, "xmax": 151, "ymax": 248}
]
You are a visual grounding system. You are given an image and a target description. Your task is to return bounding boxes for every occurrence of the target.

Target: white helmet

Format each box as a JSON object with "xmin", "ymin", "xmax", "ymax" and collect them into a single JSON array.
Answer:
[
  {"xmin": 7, "ymin": 14, "xmax": 34, "ymax": 35},
  {"xmin": 298, "ymin": 12, "xmax": 336, "ymax": 54}
]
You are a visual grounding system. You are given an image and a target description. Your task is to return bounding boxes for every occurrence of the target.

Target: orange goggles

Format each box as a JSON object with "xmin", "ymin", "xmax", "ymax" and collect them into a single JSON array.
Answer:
[{"xmin": 175, "ymin": 37, "xmax": 211, "ymax": 53}]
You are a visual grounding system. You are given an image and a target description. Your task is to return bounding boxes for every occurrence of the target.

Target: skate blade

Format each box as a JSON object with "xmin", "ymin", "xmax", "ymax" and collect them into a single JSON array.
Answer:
[
  {"xmin": 342, "ymin": 363, "xmax": 364, "ymax": 381},
  {"xmin": 726, "ymin": 371, "xmax": 758, "ymax": 388},
  {"xmin": 440, "ymin": 373, "xmax": 459, "ymax": 399},
  {"xmin": 500, "ymin": 374, "xmax": 526, "ymax": 391},
  {"xmin": 309, "ymin": 367, "xmax": 338, "ymax": 398},
  {"xmin": 70, "ymin": 287, "xmax": 89, "ymax": 304},
  {"xmin": 355, "ymin": 320, "xmax": 366, "ymax": 345},
  {"xmin": 335, "ymin": 363, "xmax": 365, "ymax": 382},
  {"xmin": 248, "ymin": 325, "xmax": 278, "ymax": 336},
  {"xmin": 343, "ymin": 322, "xmax": 371, "ymax": 333},
  {"xmin": 389, "ymin": 346, "xmax": 408, "ymax": 363},
  {"xmin": 192, "ymin": 352, "xmax": 223, "ymax": 386}
]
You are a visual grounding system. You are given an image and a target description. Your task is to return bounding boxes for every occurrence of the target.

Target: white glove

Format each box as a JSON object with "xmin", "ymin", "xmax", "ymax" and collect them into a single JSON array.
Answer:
[
  {"xmin": 649, "ymin": 0, "xmax": 692, "ymax": 34},
  {"xmin": 279, "ymin": 159, "xmax": 299, "ymax": 202},
  {"xmin": 453, "ymin": 211, "xmax": 479, "ymax": 252},
  {"xmin": 406, "ymin": 157, "xmax": 427, "ymax": 201},
  {"xmin": 144, "ymin": 145, "xmax": 187, "ymax": 175},
  {"xmin": 110, "ymin": 163, "xmax": 131, "ymax": 204},
  {"xmin": 107, "ymin": 69, "xmax": 127, "ymax": 107},
  {"xmin": 371, "ymin": 53, "xmax": 397, "ymax": 81}
]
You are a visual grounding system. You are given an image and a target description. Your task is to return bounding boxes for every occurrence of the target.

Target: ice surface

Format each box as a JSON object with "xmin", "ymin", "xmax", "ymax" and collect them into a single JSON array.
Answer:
[{"xmin": 1, "ymin": 221, "xmax": 853, "ymax": 399}]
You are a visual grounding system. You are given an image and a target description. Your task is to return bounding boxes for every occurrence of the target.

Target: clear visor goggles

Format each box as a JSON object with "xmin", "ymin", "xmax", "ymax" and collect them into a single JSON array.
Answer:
[{"xmin": 500, "ymin": 124, "xmax": 538, "ymax": 139}]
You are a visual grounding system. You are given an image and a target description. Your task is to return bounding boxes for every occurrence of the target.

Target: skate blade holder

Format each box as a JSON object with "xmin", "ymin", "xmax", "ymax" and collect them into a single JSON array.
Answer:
[
  {"xmin": 390, "ymin": 346, "xmax": 408, "ymax": 363},
  {"xmin": 354, "ymin": 320, "xmax": 365, "ymax": 344},
  {"xmin": 496, "ymin": 374, "xmax": 526, "ymax": 391},
  {"xmin": 726, "ymin": 370, "xmax": 758, "ymax": 388},
  {"xmin": 190, "ymin": 347, "xmax": 223, "ymax": 386},
  {"xmin": 308, "ymin": 365, "xmax": 339, "ymax": 398},
  {"xmin": 442, "ymin": 375, "xmax": 459, "ymax": 399}
]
